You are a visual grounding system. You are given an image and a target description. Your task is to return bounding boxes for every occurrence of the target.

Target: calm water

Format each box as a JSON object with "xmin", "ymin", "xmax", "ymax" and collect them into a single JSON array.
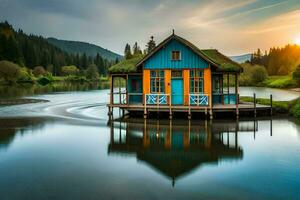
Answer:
[{"xmin": 0, "ymin": 86, "xmax": 300, "ymax": 199}]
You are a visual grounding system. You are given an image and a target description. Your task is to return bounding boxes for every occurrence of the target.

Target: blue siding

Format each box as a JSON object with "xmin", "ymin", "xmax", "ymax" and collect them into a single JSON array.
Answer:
[{"xmin": 144, "ymin": 39, "xmax": 209, "ymax": 69}]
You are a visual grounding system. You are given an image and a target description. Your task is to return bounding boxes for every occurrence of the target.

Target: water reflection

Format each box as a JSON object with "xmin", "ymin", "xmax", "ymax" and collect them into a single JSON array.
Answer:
[
  {"xmin": 108, "ymin": 119, "xmax": 263, "ymax": 186},
  {"xmin": 0, "ymin": 82, "xmax": 109, "ymax": 99},
  {"xmin": 0, "ymin": 117, "xmax": 53, "ymax": 150}
]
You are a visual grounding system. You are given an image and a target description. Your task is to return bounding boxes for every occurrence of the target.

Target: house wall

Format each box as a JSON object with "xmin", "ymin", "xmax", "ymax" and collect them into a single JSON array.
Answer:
[{"xmin": 143, "ymin": 39, "xmax": 209, "ymax": 70}]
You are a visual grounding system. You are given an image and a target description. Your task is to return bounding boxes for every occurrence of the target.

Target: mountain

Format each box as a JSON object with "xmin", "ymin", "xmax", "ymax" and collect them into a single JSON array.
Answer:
[
  {"xmin": 230, "ymin": 54, "xmax": 251, "ymax": 63},
  {"xmin": 47, "ymin": 38, "xmax": 122, "ymax": 61}
]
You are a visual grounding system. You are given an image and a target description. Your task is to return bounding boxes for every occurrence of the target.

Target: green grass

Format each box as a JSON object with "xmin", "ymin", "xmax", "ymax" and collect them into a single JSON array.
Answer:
[
  {"xmin": 262, "ymin": 76, "xmax": 297, "ymax": 88},
  {"xmin": 109, "ymin": 54, "xmax": 144, "ymax": 73},
  {"xmin": 240, "ymin": 96, "xmax": 290, "ymax": 113}
]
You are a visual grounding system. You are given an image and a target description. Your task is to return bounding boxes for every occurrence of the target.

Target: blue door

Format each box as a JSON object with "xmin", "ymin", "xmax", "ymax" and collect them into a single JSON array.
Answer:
[{"xmin": 171, "ymin": 79, "xmax": 183, "ymax": 105}]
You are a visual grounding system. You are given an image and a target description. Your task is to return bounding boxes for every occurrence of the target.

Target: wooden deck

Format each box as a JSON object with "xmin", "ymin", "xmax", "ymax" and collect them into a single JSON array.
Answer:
[{"xmin": 108, "ymin": 102, "xmax": 271, "ymax": 118}]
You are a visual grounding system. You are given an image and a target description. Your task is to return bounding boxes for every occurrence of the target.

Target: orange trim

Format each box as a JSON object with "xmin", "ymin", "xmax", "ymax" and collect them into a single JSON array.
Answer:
[
  {"xmin": 204, "ymin": 68, "xmax": 212, "ymax": 104},
  {"xmin": 143, "ymin": 70, "xmax": 150, "ymax": 96},
  {"xmin": 164, "ymin": 70, "xmax": 171, "ymax": 103},
  {"xmin": 183, "ymin": 69, "xmax": 190, "ymax": 105}
]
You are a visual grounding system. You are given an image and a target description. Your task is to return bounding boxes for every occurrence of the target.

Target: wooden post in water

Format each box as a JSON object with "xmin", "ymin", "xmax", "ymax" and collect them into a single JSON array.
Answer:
[
  {"xmin": 270, "ymin": 94, "xmax": 273, "ymax": 116},
  {"xmin": 254, "ymin": 93, "xmax": 257, "ymax": 118},
  {"xmin": 235, "ymin": 74, "xmax": 239, "ymax": 118}
]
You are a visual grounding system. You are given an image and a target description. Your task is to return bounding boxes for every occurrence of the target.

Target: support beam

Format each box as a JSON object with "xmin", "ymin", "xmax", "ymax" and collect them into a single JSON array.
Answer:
[
  {"xmin": 235, "ymin": 73, "xmax": 239, "ymax": 118},
  {"xmin": 254, "ymin": 93, "xmax": 257, "ymax": 118}
]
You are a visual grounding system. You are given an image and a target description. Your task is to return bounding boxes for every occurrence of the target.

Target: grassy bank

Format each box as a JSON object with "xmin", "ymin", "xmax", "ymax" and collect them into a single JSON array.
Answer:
[
  {"xmin": 262, "ymin": 76, "xmax": 297, "ymax": 88},
  {"xmin": 240, "ymin": 96, "xmax": 300, "ymax": 117}
]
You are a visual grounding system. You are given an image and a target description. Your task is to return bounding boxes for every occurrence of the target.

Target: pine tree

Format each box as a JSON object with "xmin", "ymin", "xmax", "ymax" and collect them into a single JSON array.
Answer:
[
  {"xmin": 133, "ymin": 42, "xmax": 142, "ymax": 55},
  {"xmin": 124, "ymin": 43, "xmax": 132, "ymax": 59},
  {"xmin": 146, "ymin": 36, "xmax": 156, "ymax": 54}
]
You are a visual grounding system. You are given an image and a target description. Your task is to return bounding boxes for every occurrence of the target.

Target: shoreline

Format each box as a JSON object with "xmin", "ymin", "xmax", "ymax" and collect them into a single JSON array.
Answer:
[{"xmin": 0, "ymin": 98, "xmax": 49, "ymax": 106}]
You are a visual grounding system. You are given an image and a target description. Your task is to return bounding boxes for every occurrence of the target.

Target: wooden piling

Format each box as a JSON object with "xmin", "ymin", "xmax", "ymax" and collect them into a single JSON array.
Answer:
[
  {"xmin": 270, "ymin": 94, "xmax": 273, "ymax": 116},
  {"xmin": 254, "ymin": 93, "xmax": 257, "ymax": 118}
]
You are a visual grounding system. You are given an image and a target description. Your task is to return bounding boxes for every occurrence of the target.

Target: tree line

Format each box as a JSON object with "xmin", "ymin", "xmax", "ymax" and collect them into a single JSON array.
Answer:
[
  {"xmin": 123, "ymin": 36, "xmax": 156, "ymax": 59},
  {"xmin": 0, "ymin": 21, "xmax": 115, "ymax": 77},
  {"xmin": 250, "ymin": 45, "xmax": 300, "ymax": 75}
]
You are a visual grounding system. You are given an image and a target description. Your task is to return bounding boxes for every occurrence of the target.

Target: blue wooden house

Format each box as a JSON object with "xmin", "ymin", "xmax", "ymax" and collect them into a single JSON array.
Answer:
[{"xmin": 108, "ymin": 32, "xmax": 243, "ymax": 119}]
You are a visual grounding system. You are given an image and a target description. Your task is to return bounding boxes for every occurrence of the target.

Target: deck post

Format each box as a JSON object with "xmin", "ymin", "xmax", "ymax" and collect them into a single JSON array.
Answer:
[
  {"xmin": 108, "ymin": 75, "xmax": 114, "ymax": 115},
  {"xmin": 227, "ymin": 73, "xmax": 230, "ymax": 104},
  {"xmin": 270, "ymin": 94, "xmax": 273, "ymax": 116},
  {"xmin": 118, "ymin": 77, "xmax": 121, "ymax": 104},
  {"xmin": 126, "ymin": 74, "xmax": 129, "ymax": 105},
  {"xmin": 254, "ymin": 93, "xmax": 257, "ymax": 118},
  {"xmin": 169, "ymin": 94, "xmax": 172, "ymax": 119},
  {"xmin": 144, "ymin": 94, "xmax": 147, "ymax": 119},
  {"xmin": 235, "ymin": 73, "xmax": 239, "ymax": 118}
]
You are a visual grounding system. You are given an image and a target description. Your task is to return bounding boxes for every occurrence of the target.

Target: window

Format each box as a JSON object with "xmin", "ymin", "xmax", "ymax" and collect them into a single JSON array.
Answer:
[
  {"xmin": 150, "ymin": 70, "xmax": 165, "ymax": 93},
  {"xmin": 171, "ymin": 70, "xmax": 182, "ymax": 78},
  {"xmin": 171, "ymin": 51, "xmax": 181, "ymax": 60},
  {"xmin": 190, "ymin": 69, "xmax": 203, "ymax": 93}
]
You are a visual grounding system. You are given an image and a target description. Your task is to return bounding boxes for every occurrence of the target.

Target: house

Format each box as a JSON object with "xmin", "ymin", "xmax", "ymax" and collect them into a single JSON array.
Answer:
[{"xmin": 108, "ymin": 32, "xmax": 243, "ymax": 119}]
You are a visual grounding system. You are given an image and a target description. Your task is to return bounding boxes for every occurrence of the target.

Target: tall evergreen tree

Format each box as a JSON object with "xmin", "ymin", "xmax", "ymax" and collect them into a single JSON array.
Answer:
[
  {"xmin": 133, "ymin": 42, "xmax": 142, "ymax": 55},
  {"xmin": 124, "ymin": 43, "xmax": 132, "ymax": 59},
  {"xmin": 146, "ymin": 36, "xmax": 156, "ymax": 54}
]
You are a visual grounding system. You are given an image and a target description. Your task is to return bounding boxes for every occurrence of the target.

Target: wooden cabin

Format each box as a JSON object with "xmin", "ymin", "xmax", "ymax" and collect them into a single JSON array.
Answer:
[{"xmin": 108, "ymin": 33, "xmax": 244, "ymax": 119}]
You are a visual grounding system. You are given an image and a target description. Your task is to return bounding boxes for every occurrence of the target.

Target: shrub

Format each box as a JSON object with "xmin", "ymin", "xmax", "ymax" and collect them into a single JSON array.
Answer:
[
  {"xmin": 18, "ymin": 67, "xmax": 34, "ymax": 83},
  {"xmin": 33, "ymin": 66, "xmax": 47, "ymax": 77},
  {"xmin": 86, "ymin": 64, "xmax": 99, "ymax": 80},
  {"xmin": 37, "ymin": 77, "xmax": 50, "ymax": 85},
  {"xmin": 61, "ymin": 65, "xmax": 79, "ymax": 76},
  {"xmin": 0, "ymin": 60, "xmax": 21, "ymax": 84},
  {"xmin": 250, "ymin": 65, "xmax": 268, "ymax": 84},
  {"xmin": 292, "ymin": 64, "xmax": 300, "ymax": 85},
  {"xmin": 239, "ymin": 63, "xmax": 268, "ymax": 86}
]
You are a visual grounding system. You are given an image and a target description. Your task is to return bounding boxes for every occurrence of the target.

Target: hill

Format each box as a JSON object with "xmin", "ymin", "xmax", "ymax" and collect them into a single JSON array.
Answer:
[
  {"xmin": 230, "ymin": 54, "xmax": 251, "ymax": 63},
  {"xmin": 0, "ymin": 21, "xmax": 113, "ymax": 75},
  {"xmin": 47, "ymin": 38, "xmax": 122, "ymax": 62}
]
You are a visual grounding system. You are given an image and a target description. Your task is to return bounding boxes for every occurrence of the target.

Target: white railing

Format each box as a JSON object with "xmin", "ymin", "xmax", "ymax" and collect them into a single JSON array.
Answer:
[
  {"xmin": 189, "ymin": 94, "xmax": 209, "ymax": 106},
  {"xmin": 145, "ymin": 94, "xmax": 169, "ymax": 105}
]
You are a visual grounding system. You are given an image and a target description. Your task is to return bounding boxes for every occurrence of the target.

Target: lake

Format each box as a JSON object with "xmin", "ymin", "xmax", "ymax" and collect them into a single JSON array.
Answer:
[{"xmin": 0, "ymin": 85, "xmax": 300, "ymax": 200}]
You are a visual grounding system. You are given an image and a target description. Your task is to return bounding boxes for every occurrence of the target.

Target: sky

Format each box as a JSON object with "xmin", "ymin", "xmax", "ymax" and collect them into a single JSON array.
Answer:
[{"xmin": 1, "ymin": 0, "xmax": 300, "ymax": 56}]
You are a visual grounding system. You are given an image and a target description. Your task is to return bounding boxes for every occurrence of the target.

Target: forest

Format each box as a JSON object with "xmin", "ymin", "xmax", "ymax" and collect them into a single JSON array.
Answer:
[{"xmin": 0, "ymin": 21, "xmax": 116, "ymax": 84}]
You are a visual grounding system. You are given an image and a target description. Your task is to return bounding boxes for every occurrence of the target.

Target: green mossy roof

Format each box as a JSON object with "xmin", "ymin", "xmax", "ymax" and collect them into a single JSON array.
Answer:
[
  {"xmin": 109, "ymin": 35, "xmax": 243, "ymax": 74},
  {"xmin": 201, "ymin": 49, "xmax": 242, "ymax": 72},
  {"xmin": 109, "ymin": 54, "xmax": 144, "ymax": 74}
]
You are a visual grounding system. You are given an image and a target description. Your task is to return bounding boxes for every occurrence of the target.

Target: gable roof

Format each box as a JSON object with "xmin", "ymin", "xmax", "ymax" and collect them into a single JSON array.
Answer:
[{"xmin": 109, "ymin": 34, "xmax": 242, "ymax": 74}]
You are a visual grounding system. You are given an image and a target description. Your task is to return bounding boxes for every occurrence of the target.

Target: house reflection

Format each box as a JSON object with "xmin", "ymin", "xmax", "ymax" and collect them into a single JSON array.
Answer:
[{"xmin": 108, "ymin": 119, "xmax": 258, "ymax": 186}]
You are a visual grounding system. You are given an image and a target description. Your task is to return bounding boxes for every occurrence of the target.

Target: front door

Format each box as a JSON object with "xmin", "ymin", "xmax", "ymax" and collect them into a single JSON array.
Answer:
[{"xmin": 171, "ymin": 79, "xmax": 183, "ymax": 105}]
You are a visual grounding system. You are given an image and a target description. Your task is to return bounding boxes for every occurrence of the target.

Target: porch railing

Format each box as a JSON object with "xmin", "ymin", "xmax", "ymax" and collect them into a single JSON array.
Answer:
[
  {"xmin": 145, "ymin": 94, "xmax": 169, "ymax": 105},
  {"xmin": 189, "ymin": 94, "xmax": 209, "ymax": 106},
  {"xmin": 112, "ymin": 91, "xmax": 127, "ymax": 105}
]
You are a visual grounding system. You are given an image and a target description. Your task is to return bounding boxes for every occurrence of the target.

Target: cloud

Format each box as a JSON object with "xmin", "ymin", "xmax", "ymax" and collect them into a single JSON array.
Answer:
[{"xmin": 0, "ymin": 0, "xmax": 300, "ymax": 55}]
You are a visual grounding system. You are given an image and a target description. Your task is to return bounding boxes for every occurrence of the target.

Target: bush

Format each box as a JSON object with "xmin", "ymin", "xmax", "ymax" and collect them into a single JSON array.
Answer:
[
  {"xmin": 61, "ymin": 65, "xmax": 79, "ymax": 76},
  {"xmin": 65, "ymin": 75, "xmax": 87, "ymax": 82},
  {"xmin": 33, "ymin": 66, "xmax": 47, "ymax": 77},
  {"xmin": 251, "ymin": 65, "xmax": 268, "ymax": 84},
  {"xmin": 292, "ymin": 64, "xmax": 300, "ymax": 85},
  {"xmin": 239, "ymin": 63, "xmax": 268, "ymax": 86},
  {"xmin": 18, "ymin": 67, "xmax": 34, "ymax": 83},
  {"xmin": 37, "ymin": 77, "xmax": 50, "ymax": 85},
  {"xmin": 290, "ymin": 98, "xmax": 300, "ymax": 118},
  {"xmin": 0, "ymin": 60, "xmax": 21, "ymax": 84},
  {"xmin": 86, "ymin": 64, "xmax": 99, "ymax": 80}
]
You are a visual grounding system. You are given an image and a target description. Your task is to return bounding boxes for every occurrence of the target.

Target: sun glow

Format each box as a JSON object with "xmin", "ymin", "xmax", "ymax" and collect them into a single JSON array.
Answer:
[{"xmin": 295, "ymin": 38, "xmax": 300, "ymax": 45}]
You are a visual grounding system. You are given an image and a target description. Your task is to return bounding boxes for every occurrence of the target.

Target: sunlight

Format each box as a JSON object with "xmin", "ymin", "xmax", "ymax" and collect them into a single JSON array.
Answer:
[{"xmin": 295, "ymin": 37, "xmax": 300, "ymax": 45}]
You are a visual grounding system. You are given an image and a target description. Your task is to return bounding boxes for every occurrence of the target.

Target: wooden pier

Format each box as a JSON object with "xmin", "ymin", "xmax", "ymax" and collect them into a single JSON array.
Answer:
[{"xmin": 107, "ymin": 98, "xmax": 271, "ymax": 119}]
